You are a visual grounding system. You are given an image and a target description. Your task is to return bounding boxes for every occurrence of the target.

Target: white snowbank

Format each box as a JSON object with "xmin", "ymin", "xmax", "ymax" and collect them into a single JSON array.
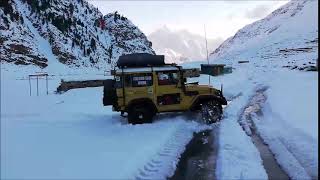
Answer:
[
  {"xmin": 0, "ymin": 69, "xmax": 209, "ymax": 179},
  {"xmin": 210, "ymin": 66, "xmax": 268, "ymax": 180},
  {"xmin": 253, "ymin": 70, "xmax": 318, "ymax": 179},
  {"xmin": 266, "ymin": 70, "xmax": 318, "ymax": 139}
]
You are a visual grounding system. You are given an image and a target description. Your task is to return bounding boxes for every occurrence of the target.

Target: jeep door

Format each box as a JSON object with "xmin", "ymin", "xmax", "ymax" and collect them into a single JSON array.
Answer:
[{"xmin": 155, "ymin": 70, "xmax": 183, "ymax": 112}]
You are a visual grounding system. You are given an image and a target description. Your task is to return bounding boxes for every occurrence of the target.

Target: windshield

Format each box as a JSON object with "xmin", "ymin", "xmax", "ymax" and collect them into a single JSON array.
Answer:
[{"xmin": 185, "ymin": 77, "xmax": 199, "ymax": 85}]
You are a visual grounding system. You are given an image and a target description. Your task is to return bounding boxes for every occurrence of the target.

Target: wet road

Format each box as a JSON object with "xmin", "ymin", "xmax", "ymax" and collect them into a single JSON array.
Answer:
[{"xmin": 170, "ymin": 129, "xmax": 218, "ymax": 180}]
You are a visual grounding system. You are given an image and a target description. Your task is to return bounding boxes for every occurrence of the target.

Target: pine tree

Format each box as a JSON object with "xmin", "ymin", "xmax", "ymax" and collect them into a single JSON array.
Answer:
[
  {"xmin": 108, "ymin": 45, "xmax": 113, "ymax": 63},
  {"xmin": 20, "ymin": 16, "xmax": 24, "ymax": 24},
  {"xmin": 90, "ymin": 38, "xmax": 96, "ymax": 50},
  {"xmin": 69, "ymin": 3, "xmax": 74, "ymax": 15},
  {"xmin": 89, "ymin": 56, "xmax": 94, "ymax": 63},
  {"xmin": 114, "ymin": 11, "xmax": 118, "ymax": 22}
]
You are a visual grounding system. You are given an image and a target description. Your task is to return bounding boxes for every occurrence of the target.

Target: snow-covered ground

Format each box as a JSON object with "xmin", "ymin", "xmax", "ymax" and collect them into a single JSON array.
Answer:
[
  {"xmin": 183, "ymin": 58, "xmax": 318, "ymax": 179},
  {"xmin": 1, "ymin": 60, "xmax": 317, "ymax": 179},
  {"xmin": 212, "ymin": 64, "xmax": 317, "ymax": 179},
  {"xmin": 254, "ymin": 70, "xmax": 318, "ymax": 179},
  {"xmin": 1, "ymin": 64, "xmax": 211, "ymax": 179},
  {"xmin": 1, "ymin": 0, "xmax": 317, "ymax": 178}
]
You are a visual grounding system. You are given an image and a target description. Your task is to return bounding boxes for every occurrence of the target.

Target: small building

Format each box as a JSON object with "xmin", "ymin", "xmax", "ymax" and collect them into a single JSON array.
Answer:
[
  {"xmin": 200, "ymin": 64, "xmax": 225, "ymax": 76},
  {"xmin": 238, "ymin": 60, "xmax": 249, "ymax": 64}
]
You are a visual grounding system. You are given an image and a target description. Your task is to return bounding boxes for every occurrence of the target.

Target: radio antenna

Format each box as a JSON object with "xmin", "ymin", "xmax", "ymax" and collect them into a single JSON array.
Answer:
[{"xmin": 204, "ymin": 24, "xmax": 210, "ymax": 85}]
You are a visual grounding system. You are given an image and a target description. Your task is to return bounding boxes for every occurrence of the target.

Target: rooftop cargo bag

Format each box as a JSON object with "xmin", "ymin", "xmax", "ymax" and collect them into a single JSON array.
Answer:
[{"xmin": 117, "ymin": 53, "xmax": 165, "ymax": 67}]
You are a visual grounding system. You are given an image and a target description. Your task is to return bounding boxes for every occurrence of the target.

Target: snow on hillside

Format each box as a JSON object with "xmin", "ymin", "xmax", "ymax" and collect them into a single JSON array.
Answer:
[
  {"xmin": 0, "ymin": 0, "xmax": 154, "ymax": 71},
  {"xmin": 148, "ymin": 26, "xmax": 223, "ymax": 64},
  {"xmin": 210, "ymin": 0, "xmax": 318, "ymax": 70}
]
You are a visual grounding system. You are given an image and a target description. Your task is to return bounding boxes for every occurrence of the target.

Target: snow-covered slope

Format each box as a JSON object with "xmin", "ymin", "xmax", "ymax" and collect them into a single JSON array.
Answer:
[
  {"xmin": 210, "ymin": 0, "xmax": 318, "ymax": 70},
  {"xmin": 0, "ymin": 0, "xmax": 154, "ymax": 71},
  {"xmin": 148, "ymin": 26, "xmax": 223, "ymax": 64}
]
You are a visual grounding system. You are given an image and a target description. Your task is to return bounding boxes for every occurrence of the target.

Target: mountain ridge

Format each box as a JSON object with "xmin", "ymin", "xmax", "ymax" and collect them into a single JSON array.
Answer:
[
  {"xmin": 209, "ymin": 0, "xmax": 318, "ymax": 70},
  {"xmin": 0, "ymin": 0, "xmax": 154, "ymax": 71},
  {"xmin": 148, "ymin": 26, "xmax": 223, "ymax": 64}
]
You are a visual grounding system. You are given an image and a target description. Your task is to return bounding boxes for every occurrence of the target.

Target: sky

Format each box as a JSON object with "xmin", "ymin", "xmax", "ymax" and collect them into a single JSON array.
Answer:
[{"xmin": 88, "ymin": 1, "xmax": 289, "ymax": 40}]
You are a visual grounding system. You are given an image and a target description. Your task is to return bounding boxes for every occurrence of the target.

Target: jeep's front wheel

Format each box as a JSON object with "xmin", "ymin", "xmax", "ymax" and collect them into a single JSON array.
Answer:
[
  {"xmin": 127, "ymin": 105, "xmax": 154, "ymax": 124},
  {"xmin": 201, "ymin": 101, "xmax": 222, "ymax": 124}
]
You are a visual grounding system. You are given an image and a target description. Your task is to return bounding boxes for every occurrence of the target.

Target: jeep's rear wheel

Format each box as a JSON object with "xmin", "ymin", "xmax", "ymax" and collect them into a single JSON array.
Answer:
[
  {"xmin": 127, "ymin": 105, "xmax": 154, "ymax": 124},
  {"xmin": 201, "ymin": 100, "xmax": 222, "ymax": 124}
]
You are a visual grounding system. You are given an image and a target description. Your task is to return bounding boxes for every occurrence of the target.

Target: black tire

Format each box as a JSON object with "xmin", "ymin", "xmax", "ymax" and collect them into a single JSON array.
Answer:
[
  {"xmin": 127, "ymin": 105, "xmax": 154, "ymax": 124},
  {"xmin": 201, "ymin": 100, "xmax": 222, "ymax": 124}
]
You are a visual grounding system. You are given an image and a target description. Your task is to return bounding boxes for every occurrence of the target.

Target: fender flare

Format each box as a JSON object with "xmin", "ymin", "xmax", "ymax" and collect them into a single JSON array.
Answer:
[
  {"xmin": 126, "ymin": 98, "xmax": 158, "ymax": 113},
  {"xmin": 190, "ymin": 95, "xmax": 227, "ymax": 110}
]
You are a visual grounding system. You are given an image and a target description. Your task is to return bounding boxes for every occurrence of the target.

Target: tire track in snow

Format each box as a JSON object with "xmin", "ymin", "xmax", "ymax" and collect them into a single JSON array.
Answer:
[
  {"xmin": 253, "ymin": 106, "xmax": 317, "ymax": 179},
  {"xmin": 240, "ymin": 87, "xmax": 290, "ymax": 180},
  {"xmin": 168, "ymin": 96, "xmax": 240, "ymax": 180},
  {"xmin": 169, "ymin": 93, "xmax": 242, "ymax": 180},
  {"xmin": 170, "ymin": 127, "xmax": 220, "ymax": 180},
  {"xmin": 138, "ymin": 88, "xmax": 260, "ymax": 180},
  {"xmin": 216, "ymin": 87, "xmax": 269, "ymax": 180},
  {"xmin": 277, "ymin": 130, "xmax": 318, "ymax": 179},
  {"xmin": 241, "ymin": 86, "xmax": 315, "ymax": 180},
  {"xmin": 135, "ymin": 120, "xmax": 210, "ymax": 180}
]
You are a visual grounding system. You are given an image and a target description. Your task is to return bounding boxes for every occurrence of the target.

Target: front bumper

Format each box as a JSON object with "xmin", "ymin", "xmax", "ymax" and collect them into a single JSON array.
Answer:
[{"xmin": 220, "ymin": 96, "xmax": 228, "ymax": 105}]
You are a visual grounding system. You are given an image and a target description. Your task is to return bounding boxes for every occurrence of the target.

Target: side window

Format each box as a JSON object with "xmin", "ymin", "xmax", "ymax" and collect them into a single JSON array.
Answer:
[
  {"xmin": 131, "ymin": 74, "xmax": 153, "ymax": 87},
  {"xmin": 115, "ymin": 74, "xmax": 153, "ymax": 88},
  {"xmin": 157, "ymin": 71, "xmax": 179, "ymax": 85},
  {"xmin": 122, "ymin": 73, "xmax": 153, "ymax": 87}
]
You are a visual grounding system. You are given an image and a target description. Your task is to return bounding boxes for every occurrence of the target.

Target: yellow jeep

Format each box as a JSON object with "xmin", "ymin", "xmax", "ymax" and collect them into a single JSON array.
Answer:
[{"xmin": 103, "ymin": 53, "xmax": 227, "ymax": 124}]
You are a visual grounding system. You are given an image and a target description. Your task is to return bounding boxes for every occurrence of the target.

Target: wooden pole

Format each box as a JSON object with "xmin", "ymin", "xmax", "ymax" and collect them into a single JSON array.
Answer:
[
  {"xmin": 29, "ymin": 76, "xmax": 31, "ymax": 96},
  {"xmin": 36, "ymin": 76, "xmax": 39, "ymax": 96},
  {"xmin": 46, "ymin": 75, "xmax": 48, "ymax": 95}
]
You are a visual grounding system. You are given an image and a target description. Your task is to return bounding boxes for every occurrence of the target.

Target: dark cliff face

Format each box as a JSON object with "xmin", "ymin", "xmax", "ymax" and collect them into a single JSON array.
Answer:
[{"xmin": 0, "ymin": 0, "xmax": 154, "ymax": 70}]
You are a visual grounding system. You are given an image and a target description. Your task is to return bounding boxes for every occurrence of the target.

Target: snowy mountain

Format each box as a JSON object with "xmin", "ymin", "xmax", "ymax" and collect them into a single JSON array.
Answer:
[
  {"xmin": 0, "ymin": 0, "xmax": 154, "ymax": 71},
  {"xmin": 148, "ymin": 26, "xmax": 223, "ymax": 64},
  {"xmin": 210, "ymin": 0, "xmax": 318, "ymax": 70}
]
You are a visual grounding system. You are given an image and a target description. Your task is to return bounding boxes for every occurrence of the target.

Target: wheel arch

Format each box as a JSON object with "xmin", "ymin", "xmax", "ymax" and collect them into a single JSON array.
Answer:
[
  {"xmin": 190, "ymin": 95, "xmax": 225, "ymax": 110},
  {"xmin": 126, "ymin": 98, "xmax": 158, "ymax": 113}
]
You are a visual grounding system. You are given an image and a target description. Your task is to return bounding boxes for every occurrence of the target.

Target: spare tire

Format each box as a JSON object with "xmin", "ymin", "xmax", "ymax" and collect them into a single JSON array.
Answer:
[
  {"xmin": 117, "ymin": 53, "xmax": 165, "ymax": 67},
  {"xmin": 103, "ymin": 79, "xmax": 116, "ymax": 106}
]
